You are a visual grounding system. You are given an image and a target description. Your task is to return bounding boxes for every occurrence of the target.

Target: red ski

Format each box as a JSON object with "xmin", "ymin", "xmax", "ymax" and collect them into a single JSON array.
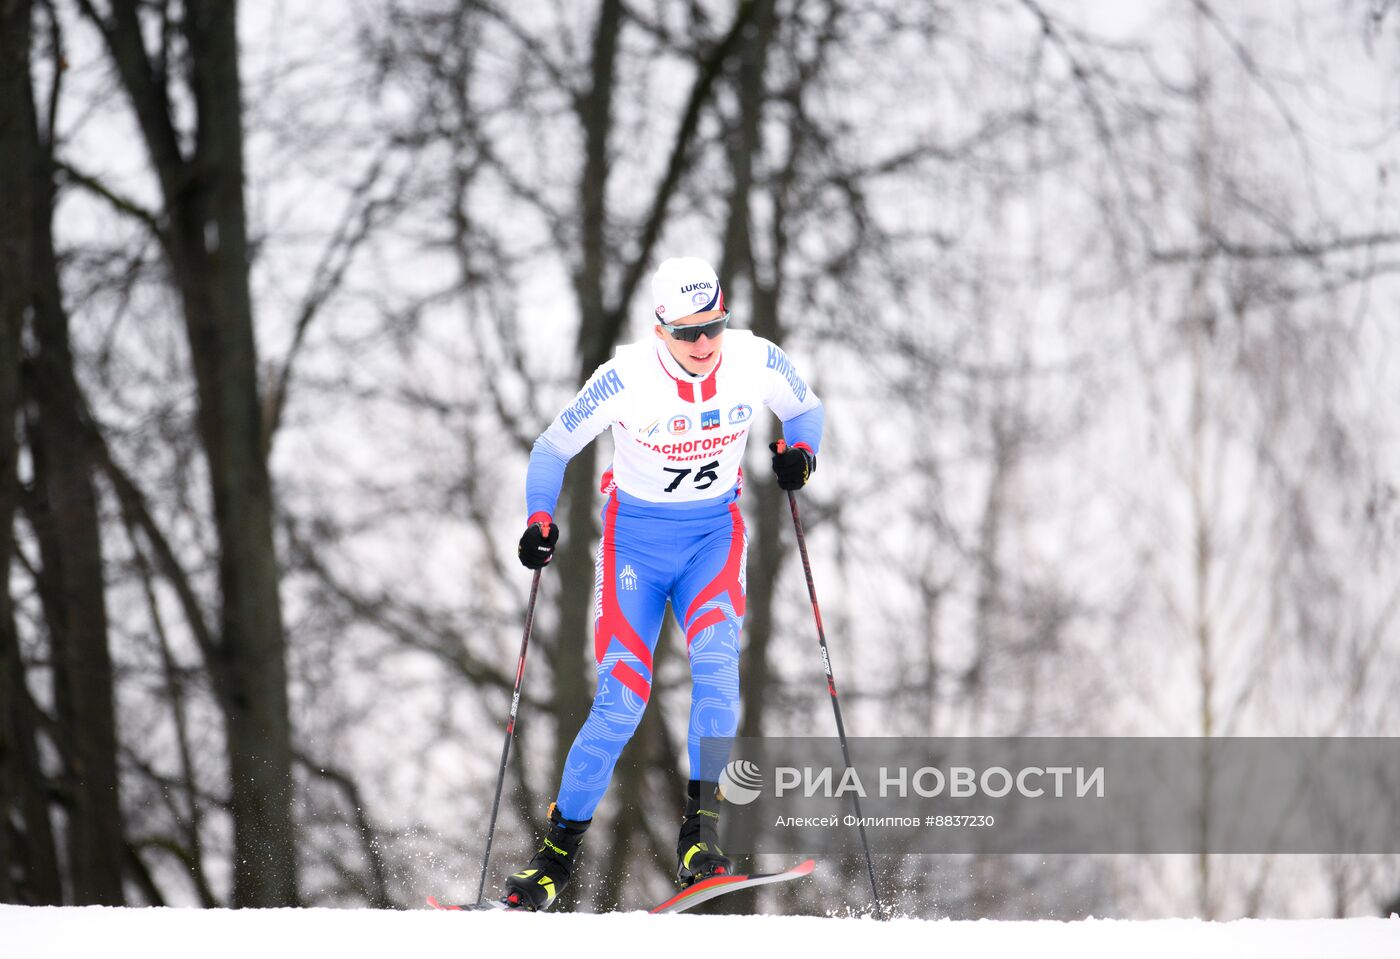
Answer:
[
  {"xmin": 425, "ymin": 896, "xmax": 513, "ymax": 911},
  {"xmin": 426, "ymin": 858, "xmax": 816, "ymax": 915},
  {"xmin": 648, "ymin": 858, "xmax": 816, "ymax": 914}
]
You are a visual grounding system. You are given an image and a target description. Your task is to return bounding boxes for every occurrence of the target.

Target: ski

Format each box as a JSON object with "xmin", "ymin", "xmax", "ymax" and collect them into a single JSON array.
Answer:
[
  {"xmin": 425, "ymin": 895, "xmax": 514, "ymax": 912},
  {"xmin": 648, "ymin": 858, "xmax": 816, "ymax": 914},
  {"xmin": 426, "ymin": 858, "xmax": 815, "ymax": 914}
]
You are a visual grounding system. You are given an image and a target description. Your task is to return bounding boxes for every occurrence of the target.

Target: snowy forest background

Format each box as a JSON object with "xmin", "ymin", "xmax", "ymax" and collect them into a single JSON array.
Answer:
[{"xmin": 1, "ymin": 0, "xmax": 1399, "ymax": 919}]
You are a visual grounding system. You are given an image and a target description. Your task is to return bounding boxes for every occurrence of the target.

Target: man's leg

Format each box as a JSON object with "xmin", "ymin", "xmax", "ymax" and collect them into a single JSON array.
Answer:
[
  {"xmin": 505, "ymin": 499, "xmax": 669, "ymax": 909},
  {"xmin": 675, "ymin": 502, "xmax": 747, "ymax": 782},
  {"xmin": 670, "ymin": 503, "xmax": 746, "ymax": 884},
  {"xmin": 554, "ymin": 497, "xmax": 669, "ymax": 822}
]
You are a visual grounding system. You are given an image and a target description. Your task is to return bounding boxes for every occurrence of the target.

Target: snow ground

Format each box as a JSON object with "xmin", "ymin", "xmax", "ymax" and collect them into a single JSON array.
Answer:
[{"xmin": 2, "ymin": 906, "xmax": 1397, "ymax": 959}]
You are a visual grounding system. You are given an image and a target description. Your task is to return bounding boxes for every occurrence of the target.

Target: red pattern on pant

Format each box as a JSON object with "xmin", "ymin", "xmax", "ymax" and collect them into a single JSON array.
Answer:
[
  {"xmin": 683, "ymin": 502, "xmax": 747, "ymax": 641},
  {"xmin": 596, "ymin": 492, "xmax": 653, "ymax": 701}
]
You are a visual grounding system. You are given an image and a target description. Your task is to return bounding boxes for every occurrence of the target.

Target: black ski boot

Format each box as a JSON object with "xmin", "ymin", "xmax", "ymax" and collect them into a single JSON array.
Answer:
[
  {"xmin": 502, "ymin": 804, "xmax": 590, "ymax": 911},
  {"xmin": 676, "ymin": 780, "xmax": 733, "ymax": 887}
]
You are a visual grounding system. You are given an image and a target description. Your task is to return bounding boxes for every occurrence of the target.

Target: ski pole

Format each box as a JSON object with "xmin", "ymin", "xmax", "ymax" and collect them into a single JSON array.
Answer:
[
  {"xmin": 474, "ymin": 563, "xmax": 544, "ymax": 904},
  {"xmin": 776, "ymin": 442, "xmax": 886, "ymax": 919}
]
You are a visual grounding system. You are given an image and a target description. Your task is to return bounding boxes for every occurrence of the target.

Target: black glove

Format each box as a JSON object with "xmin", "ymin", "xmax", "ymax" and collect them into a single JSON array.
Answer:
[
  {"xmin": 769, "ymin": 441, "xmax": 815, "ymax": 491},
  {"xmin": 517, "ymin": 518, "xmax": 559, "ymax": 569}
]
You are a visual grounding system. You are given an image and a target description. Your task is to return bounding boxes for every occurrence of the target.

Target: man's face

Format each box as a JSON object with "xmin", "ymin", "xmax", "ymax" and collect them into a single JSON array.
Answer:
[{"xmin": 654, "ymin": 309, "xmax": 726, "ymax": 376}]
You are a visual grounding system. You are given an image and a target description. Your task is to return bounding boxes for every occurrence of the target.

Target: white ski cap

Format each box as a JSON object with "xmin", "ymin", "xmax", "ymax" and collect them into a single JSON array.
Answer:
[{"xmin": 652, "ymin": 256, "xmax": 725, "ymax": 322}]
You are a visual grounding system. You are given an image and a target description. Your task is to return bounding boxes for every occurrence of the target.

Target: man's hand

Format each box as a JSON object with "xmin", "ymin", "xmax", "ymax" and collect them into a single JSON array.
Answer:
[
  {"xmin": 518, "ymin": 513, "xmax": 559, "ymax": 569},
  {"xmin": 769, "ymin": 440, "xmax": 815, "ymax": 491}
]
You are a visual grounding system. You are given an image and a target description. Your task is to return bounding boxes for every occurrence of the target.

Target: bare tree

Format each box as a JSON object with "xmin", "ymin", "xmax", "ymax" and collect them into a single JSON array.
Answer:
[
  {"xmin": 18, "ymin": 20, "xmax": 127, "ymax": 897},
  {"xmin": 7, "ymin": 0, "xmax": 1397, "ymax": 918},
  {"xmin": 75, "ymin": 0, "xmax": 297, "ymax": 906},
  {"xmin": 0, "ymin": 0, "xmax": 65, "ymax": 907}
]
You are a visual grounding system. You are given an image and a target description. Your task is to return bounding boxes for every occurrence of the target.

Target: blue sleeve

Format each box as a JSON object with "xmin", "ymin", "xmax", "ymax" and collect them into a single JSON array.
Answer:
[
  {"xmin": 782, "ymin": 402, "xmax": 824, "ymax": 456},
  {"xmin": 524, "ymin": 358, "xmax": 626, "ymax": 521},
  {"xmin": 525, "ymin": 433, "xmax": 572, "ymax": 520}
]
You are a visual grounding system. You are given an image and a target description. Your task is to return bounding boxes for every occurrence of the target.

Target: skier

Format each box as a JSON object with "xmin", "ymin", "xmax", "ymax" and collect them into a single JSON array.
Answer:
[{"xmin": 502, "ymin": 256, "xmax": 824, "ymax": 911}]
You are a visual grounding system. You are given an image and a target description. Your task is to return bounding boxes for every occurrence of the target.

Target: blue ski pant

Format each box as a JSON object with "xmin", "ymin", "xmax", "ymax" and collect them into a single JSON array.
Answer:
[{"xmin": 554, "ymin": 486, "xmax": 746, "ymax": 822}]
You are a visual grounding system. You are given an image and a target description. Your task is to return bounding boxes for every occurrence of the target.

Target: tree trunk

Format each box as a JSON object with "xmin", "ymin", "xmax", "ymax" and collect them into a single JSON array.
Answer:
[
  {"xmin": 184, "ymin": 0, "xmax": 297, "ymax": 908},
  {"xmin": 720, "ymin": 0, "xmax": 782, "ymax": 747},
  {"xmin": 22, "ymin": 101, "xmax": 126, "ymax": 902},
  {"xmin": 0, "ymin": 0, "xmax": 63, "ymax": 907},
  {"xmin": 85, "ymin": 0, "xmax": 298, "ymax": 905},
  {"xmin": 549, "ymin": 0, "xmax": 624, "ymax": 791},
  {"xmin": 713, "ymin": 3, "xmax": 783, "ymax": 916}
]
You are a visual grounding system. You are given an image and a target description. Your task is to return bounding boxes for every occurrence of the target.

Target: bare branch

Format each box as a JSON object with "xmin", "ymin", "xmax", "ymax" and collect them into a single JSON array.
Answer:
[
  {"xmin": 53, "ymin": 160, "xmax": 164, "ymax": 239},
  {"xmin": 1151, "ymin": 231, "xmax": 1400, "ymax": 264},
  {"xmin": 262, "ymin": 148, "xmax": 403, "ymax": 458},
  {"xmin": 600, "ymin": 0, "xmax": 764, "ymax": 365}
]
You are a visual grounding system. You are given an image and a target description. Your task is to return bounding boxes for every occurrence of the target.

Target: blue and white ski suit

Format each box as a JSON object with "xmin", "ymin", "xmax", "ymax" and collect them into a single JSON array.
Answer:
[{"xmin": 525, "ymin": 330, "xmax": 823, "ymax": 821}]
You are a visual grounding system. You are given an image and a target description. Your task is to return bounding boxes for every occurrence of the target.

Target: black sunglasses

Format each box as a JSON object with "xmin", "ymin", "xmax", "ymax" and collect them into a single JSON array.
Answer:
[{"xmin": 657, "ymin": 311, "xmax": 730, "ymax": 342}]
